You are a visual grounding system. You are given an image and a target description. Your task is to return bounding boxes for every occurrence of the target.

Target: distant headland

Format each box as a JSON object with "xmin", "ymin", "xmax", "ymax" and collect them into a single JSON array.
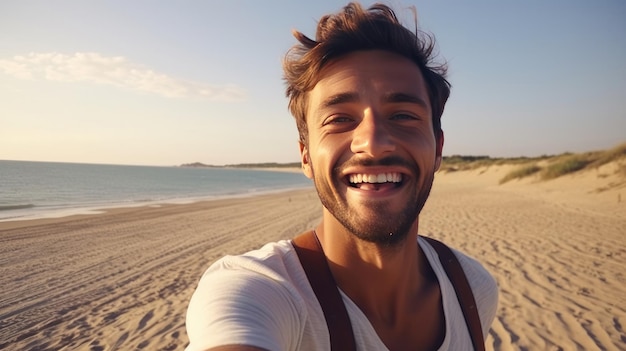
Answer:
[{"xmin": 179, "ymin": 162, "xmax": 301, "ymax": 169}]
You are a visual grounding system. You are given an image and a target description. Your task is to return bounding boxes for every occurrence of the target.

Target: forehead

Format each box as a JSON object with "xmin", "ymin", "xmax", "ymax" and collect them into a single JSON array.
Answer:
[{"xmin": 308, "ymin": 50, "xmax": 430, "ymax": 111}]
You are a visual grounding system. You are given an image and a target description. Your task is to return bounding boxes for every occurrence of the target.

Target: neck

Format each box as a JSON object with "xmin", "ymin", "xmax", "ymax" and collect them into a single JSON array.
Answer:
[{"xmin": 315, "ymin": 215, "xmax": 433, "ymax": 322}]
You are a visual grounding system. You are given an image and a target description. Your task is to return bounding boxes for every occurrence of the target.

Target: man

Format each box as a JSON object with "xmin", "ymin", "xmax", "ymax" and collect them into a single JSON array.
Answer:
[{"xmin": 186, "ymin": 3, "xmax": 498, "ymax": 350}]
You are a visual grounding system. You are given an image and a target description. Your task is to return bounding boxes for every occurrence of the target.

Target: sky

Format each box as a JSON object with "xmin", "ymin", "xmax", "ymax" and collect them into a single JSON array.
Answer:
[{"xmin": 1, "ymin": 0, "xmax": 625, "ymax": 166}]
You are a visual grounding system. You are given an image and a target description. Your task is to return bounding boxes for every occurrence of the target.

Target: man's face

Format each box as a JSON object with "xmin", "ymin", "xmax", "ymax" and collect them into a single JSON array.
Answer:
[{"xmin": 300, "ymin": 50, "xmax": 443, "ymax": 246}]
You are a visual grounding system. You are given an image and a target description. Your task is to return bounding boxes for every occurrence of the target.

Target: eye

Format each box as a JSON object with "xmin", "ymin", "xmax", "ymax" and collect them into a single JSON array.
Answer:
[
  {"xmin": 323, "ymin": 115, "xmax": 354, "ymax": 125},
  {"xmin": 390, "ymin": 113, "xmax": 419, "ymax": 121}
]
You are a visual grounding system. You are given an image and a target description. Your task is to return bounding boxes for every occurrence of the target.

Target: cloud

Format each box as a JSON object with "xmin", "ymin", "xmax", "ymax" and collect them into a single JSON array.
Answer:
[{"xmin": 0, "ymin": 52, "xmax": 245, "ymax": 101}]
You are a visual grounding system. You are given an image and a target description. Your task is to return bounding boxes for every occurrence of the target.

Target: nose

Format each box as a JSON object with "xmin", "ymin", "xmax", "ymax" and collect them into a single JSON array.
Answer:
[{"xmin": 350, "ymin": 109, "xmax": 396, "ymax": 157}]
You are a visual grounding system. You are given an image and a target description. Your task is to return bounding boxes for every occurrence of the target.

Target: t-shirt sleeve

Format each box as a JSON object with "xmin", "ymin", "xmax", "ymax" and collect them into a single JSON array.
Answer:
[{"xmin": 185, "ymin": 260, "xmax": 306, "ymax": 351}]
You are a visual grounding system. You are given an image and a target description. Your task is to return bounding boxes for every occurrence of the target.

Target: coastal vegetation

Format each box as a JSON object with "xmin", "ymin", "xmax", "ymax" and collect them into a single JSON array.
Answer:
[
  {"xmin": 498, "ymin": 164, "xmax": 542, "ymax": 184},
  {"xmin": 495, "ymin": 142, "xmax": 626, "ymax": 184}
]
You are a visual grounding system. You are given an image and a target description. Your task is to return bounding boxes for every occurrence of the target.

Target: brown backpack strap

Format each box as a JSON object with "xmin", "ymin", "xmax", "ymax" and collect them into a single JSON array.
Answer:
[
  {"xmin": 422, "ymin": 236, "xmax": 485, "ymax": 351},
  {"xmin": 292, "ymin": 230, "xmax": 357, "ymax": 351}
]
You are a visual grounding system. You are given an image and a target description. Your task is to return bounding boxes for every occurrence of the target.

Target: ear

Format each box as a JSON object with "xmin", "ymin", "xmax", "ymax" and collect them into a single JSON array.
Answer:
[
  {"xmin": 299, "ymin": 141, "xmax": 313, "ymax": 179},
  {"xmin": 434, "ymin": 130, "xmax": 444, "ymax": 172}
]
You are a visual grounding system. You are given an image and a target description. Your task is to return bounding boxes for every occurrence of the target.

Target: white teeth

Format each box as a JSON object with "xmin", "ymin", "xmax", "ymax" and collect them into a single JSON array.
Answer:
[{"xmin": 349, "ymin": 173, "xmax": 402, "ymax": 184}]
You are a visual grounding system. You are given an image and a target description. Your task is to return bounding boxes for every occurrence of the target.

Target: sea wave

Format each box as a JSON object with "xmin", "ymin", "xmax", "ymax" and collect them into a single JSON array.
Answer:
[{"xmin": 0, "ymin": 204, "xmax": 35, "ymax": 211}]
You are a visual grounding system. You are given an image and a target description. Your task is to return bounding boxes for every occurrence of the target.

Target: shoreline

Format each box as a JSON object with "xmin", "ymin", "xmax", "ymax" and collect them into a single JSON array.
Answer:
[
  {"xmin": 0, "ymin": 184, "xmax": 313, "ymax": 225},
  {"xmin": 0, "ymin": 161, "xmax": 311, "ymax": 223}
]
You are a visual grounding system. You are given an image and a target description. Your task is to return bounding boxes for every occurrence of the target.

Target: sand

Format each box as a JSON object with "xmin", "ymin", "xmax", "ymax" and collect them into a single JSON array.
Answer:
[{"xmin": 1, "ymin": 164, "xmax": 624, "ymax": 351}]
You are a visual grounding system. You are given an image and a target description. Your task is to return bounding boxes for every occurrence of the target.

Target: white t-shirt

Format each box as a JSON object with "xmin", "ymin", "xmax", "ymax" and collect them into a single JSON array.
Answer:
[{"xmin": 186, "ymin": 236, "xmax": 498, "ymax": 351}]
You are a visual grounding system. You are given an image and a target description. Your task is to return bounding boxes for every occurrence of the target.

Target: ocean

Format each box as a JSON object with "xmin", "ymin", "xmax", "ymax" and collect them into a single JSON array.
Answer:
[{"xmin": 0, "ymin": 160, "xmax": 312, "ymax": 222}]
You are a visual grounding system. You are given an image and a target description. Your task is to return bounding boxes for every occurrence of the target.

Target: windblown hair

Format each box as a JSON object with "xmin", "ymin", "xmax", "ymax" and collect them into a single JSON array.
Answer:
[{"xmin": 283, "ymin": 2, "xmax": 451, "ymax": 144}]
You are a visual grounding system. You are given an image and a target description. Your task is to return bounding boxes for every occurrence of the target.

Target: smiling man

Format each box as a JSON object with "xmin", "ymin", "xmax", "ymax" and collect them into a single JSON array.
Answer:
[
  {"xmin": 186, "ymin": 3, "xmax": 498, "ymax": 351},
  {"xmin": 301, "ymin": 50, "xmax": 439, "ymax": 247}
]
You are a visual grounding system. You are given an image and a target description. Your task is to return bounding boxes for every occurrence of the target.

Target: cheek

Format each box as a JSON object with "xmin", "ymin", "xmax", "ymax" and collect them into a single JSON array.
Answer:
[
  {"xmin": 312, "ymin": 135, "xmax": 349, "ymax": 169},
  {"xmin": 405, "ymin": 131, "xmax": 438, "ymax": 164}
]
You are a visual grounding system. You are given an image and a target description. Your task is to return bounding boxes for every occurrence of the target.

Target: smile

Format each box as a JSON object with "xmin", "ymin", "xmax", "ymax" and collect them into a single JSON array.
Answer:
[{"xmin": 348, "ymin": 172, "xmax": 403, "ymax": 189}]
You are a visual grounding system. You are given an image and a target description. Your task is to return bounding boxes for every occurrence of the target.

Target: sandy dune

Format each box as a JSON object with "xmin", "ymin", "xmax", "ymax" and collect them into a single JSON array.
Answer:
[{"xmin": 0, "ymin": 163, "xmax": 624, "ymax": 350}]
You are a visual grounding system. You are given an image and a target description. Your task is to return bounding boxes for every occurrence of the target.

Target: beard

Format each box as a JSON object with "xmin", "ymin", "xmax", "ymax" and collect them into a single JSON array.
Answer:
[{"xmin": 312, "ymin": 156, "xmax": 435, "ymax": 247}]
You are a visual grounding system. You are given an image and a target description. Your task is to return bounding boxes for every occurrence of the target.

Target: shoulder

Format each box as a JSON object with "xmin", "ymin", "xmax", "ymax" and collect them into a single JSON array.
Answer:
[
  {"xmin": 186, "ymin": 240, "xmax": 309, "ymax": 351},
  {"xmin": 204, "ymin": 240, "xmax": 300, "ymax": 280}
]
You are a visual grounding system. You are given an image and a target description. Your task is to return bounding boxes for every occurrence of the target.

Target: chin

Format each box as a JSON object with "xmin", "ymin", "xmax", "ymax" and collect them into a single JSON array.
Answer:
[
  {"xmin": 354, "ymin": 228, "xmax": 411, "ymax": 247},
  {"xmin": 342, "ymin": 208, "xmax": 416, "ymax": 247}
]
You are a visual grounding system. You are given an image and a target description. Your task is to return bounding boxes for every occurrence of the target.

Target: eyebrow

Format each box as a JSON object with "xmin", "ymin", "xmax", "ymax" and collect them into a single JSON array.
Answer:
[
  {"xmin": 319, "ymin": 92, "xmax": 360, "ymax": 110},
  {"xmin": 319, "ymin": 91, "xmax": 429, "ymax": 111},
  {"xmin": 383, "ymin": 92, "xmax": 429, "ymax": 110}
]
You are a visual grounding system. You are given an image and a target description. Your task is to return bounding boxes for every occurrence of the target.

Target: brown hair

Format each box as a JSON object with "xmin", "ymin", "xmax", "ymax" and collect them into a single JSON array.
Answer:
[{"xmin": 283, "ymin": 2, "xmax": 451, "ymax": 144}]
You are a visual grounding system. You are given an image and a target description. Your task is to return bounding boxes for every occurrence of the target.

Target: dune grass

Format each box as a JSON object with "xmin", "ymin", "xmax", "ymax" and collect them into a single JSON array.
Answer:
[
  {"xmin": 540, "ymin": 154, "xmax": 592, "ymax": 180},
  {"xmin": 437, "ymin": 141, "xmax": 626, "ymax": 184},
  {"xmin": 499, "ymin": 164, "xmax": 542, "ymax": 184},
  {"xmin": 588, "ymin": 142, "xmax": 626, "ymax": 169},
  {"xmin": 439, "ymin": 155, "xmax": 539, "ymax": 173}
]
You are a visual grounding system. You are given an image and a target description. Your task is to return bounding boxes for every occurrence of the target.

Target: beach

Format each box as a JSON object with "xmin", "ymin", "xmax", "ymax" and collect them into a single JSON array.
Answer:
[{"xmin": 1, "ymin": 164, "xmax": 624, "ymax": 350}]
